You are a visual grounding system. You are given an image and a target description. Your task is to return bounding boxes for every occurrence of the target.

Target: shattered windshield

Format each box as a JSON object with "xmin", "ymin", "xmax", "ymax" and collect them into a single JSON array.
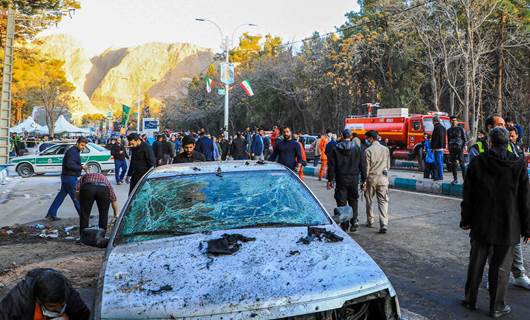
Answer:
[{"xmin": 118, "ymin": 170, "xmax": 330, "ymax": 243}]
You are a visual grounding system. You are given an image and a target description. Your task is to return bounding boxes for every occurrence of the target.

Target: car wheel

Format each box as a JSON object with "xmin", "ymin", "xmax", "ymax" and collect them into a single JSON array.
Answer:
[
  {"xmin": 17, "ymin": 163, "xmax": 34, "ymax": 178},
  {"xmin": 86, "ymin": 163, "xmax": 101, "ymax": 174}
]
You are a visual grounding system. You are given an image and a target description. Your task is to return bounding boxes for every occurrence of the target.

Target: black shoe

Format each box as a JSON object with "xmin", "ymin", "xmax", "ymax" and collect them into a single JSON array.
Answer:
[
  {"xmin": 461, "ymin": 300, "xmax": 477, "ymax": 311},
  {"xmin": 366, "ymin": 223, "xmax": 374, "ymax": 228},
  {"xmin": 379, "ymin": 227, "xmax": 387, "ymax": 234},
  {"xmin": 451, "ymin": 179, "xmax": 458, "ymax": 185},
  {"xmin": 490, "ymin": 305, "xmax": 511, "ymax": 318}
]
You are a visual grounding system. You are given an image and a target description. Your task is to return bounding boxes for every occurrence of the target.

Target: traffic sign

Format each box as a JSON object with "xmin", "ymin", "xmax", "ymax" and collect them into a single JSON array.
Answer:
[{"xmin": 218, "ymin": 88, "xmax": 226, "ymax": 96}]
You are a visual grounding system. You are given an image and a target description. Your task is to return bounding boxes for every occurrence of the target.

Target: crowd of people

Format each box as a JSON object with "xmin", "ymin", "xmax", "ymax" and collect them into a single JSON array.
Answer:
[{"xmin": 2, "ymin": 113, "xmax": 529, "ymax": 319}]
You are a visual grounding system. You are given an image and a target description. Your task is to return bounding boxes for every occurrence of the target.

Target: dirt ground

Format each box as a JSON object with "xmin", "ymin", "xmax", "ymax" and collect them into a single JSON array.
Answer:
[{"xmin": 0, "ymin": 217, "xmax": 105, "ymax": 298}]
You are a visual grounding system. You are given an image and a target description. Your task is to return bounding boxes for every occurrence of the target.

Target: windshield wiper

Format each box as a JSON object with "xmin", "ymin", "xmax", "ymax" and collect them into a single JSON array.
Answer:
[
  {"xmin": 234, "ymin": 222, "xmax": 311, "ymax": 229},
  {"xmin": 120, "ymin": 229, "xmax": 194, "ymax": 239}
]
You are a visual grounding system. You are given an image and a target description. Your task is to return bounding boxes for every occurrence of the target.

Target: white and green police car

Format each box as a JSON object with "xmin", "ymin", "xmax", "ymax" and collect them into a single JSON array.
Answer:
[{"xmin": 10, "ymin": 143, "xmax": 115, "ymax": 178}]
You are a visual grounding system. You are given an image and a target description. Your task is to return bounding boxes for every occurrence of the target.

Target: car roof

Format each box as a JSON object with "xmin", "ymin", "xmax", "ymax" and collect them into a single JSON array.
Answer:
[{"xmin": 147, "ymin": 161, "xmax": 288, "ymax": 179}]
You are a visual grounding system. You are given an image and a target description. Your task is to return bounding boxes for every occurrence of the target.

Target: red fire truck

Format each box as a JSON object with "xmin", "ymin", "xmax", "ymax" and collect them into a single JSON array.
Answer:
[{"xmin": 344, "ymin": 108, "xmax": 454, "ymax": 167}]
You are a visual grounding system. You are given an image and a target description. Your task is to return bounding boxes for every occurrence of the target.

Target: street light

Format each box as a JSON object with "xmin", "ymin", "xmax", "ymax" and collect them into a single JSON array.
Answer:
[{"xmin": 195, "ymin": 18, "xmax": 257, "ymax": 136}]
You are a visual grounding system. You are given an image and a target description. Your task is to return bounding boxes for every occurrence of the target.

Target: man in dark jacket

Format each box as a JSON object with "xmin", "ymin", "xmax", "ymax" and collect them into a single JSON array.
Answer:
[
  {"xmin": 230, "ymin": 132, "xmax": 248, "ymax": 160},
  {"xmin": 430, "ymin": 115, "xmax": 446, "ymax": 181},
  {"xmin": 126, "ymin": 133, "xmax": 156, "ymax": 194},
  {"xmin": 46, "ymin": 137, "xmax": 87, "ymax": 221},
  {"xmin": 460, "ymin": 127, "xmax": 530, "ymax": 318},
  {"xmin": 327, "ymin": 129, "xmax": 366, "ymax": 232},
  {"xmin": 153, "ymin": 134, "xmax": 173, "ymax": 166},
  {"xmin": 174, "ymin": 135, "xmax": 206, "ymax": 163},
  {"xmin": 219, "ymin": 134, "xmax": 230, "ymax": 161},
  {"xmin": 508, "ymin": 126, "xmax": 525, "ymax": 159},
  {"xmin": 110, "ymin": 137, "xmax": 129, "ymax": 184},
  {"xmin": 0, "ymin": 268, "xmax": 90, "ymax": 320},
  {"xmin": 195, "ymin": 131, "xmax": 215, "ymax": 161},
  {"xmin": 268, "ymin": 127, "xmax": 302, "ymax": 172},
  {"xmin": 447, "ymin": 115, "xmax": 467, "ymax": 184},
  {"xmin": 250, "ymin": 129, "xmax": 264, "ymax": 160}
]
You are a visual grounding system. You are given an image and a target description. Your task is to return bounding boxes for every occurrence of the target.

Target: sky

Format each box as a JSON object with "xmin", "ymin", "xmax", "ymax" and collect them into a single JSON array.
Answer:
[{"xmin": 41, "ymin": 0, "xmax": 359, "ymax": 56}]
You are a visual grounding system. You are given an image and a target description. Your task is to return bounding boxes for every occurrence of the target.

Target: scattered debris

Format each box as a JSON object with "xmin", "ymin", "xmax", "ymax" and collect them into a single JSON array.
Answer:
[
  {"xmin": 256, "ymin": 160, "xmax": 266, "ymax": 165},
  {"xmin": 206, "ymin": 234, "xmax": 256, "ymax": 256},
  {"xmin": 216, "ymin": 167, "xmax": 223, "ymax": 177},
  {"xmin": 81, "ymin": 227, "xmax": 108, "ymax": 248},
  {"xmin": 39, "ymin": 229, "xmax": 59, "ymax": 239},
  {"xmin": 148, "ymin": 284, "xmax": 173, "ymax": 295},
  {"xmin": 297, "ymin": 227, "xmax": 344, "ymax": 245},
  {"xmin": 288, "ymin": 250, "xmax": 300, "ymax": 256}
]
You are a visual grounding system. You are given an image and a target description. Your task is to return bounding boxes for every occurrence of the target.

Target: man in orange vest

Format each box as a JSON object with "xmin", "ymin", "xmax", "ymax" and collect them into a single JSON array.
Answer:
[{"xmin": 318, "ymin": 130, "xmax": 331, "ymax": 181}]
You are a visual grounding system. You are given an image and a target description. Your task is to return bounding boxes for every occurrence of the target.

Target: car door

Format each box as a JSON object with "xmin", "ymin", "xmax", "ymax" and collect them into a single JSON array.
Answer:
[
  {"xmin": 35, "ymin": 144, "xmax": 69, "ymax": 173},
  {"xmin": 80, "ymin": 145, "xmax": 91, "ymax": 164}
]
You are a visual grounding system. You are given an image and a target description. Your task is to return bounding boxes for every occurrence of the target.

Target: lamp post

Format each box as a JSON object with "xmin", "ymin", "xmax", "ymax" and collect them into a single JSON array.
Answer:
[{"xmin": 195, "ymin": 19, "xmax": 256, "ymax": 136}]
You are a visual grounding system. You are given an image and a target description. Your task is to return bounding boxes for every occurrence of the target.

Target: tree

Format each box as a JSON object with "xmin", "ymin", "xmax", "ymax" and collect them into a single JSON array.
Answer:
[
  {"xmin": 20, "ymin": 57, "xmax": 75, "ymax": 136},
  {"xmin": 0, "ymin": 0, "xmax": 80, "ymax": 47}
]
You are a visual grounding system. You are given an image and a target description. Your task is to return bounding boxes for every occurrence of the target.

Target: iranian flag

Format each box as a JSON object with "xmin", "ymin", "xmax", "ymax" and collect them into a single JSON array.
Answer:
[
  {"xmin": 205, "ymin": 77, "xmax": 214, "ymax": 93},
  {"xmin": 240, "ymin": 80, "xmax": 254, "ymax": 96}
]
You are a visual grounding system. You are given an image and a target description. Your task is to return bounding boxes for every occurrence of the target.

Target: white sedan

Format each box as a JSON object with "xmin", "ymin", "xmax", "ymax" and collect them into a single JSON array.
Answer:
[
  {"xmin": 94, "ymin": 161, "xmax": 401, "ymax": 319},
  {"xmin": 10, "ymin": 143, "xmax": 114, "ymax": 178}
]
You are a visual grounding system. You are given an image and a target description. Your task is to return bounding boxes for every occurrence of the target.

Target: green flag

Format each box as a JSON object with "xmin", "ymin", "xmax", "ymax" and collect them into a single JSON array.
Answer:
[{"xmin": 121, "ymin": 104, "xmax": 131, "ymax": 127}]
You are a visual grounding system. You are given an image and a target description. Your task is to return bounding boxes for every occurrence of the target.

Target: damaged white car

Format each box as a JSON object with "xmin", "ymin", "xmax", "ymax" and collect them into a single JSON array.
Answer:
[{"xmin": 94, "ymin": 162, "xmax": 401, "ymax": 319}]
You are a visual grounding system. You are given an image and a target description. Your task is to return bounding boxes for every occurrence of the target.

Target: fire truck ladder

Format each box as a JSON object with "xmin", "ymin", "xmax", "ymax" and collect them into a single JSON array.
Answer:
[{"xmin": 0, "ymin": 5, "xmax": 15, "ymax": 165}]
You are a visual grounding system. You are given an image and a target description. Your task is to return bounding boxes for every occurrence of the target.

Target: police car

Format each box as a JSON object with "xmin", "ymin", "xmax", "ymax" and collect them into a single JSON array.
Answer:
[{"xmin": 10, "ymin": 143, "xmax": 115, "ymax": 178}]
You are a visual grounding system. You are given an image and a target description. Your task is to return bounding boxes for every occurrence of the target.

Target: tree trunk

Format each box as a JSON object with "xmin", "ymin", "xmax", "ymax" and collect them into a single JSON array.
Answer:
[{"xmin": 496, "ymin": 11, "xmax": 507, "ymax": 116}]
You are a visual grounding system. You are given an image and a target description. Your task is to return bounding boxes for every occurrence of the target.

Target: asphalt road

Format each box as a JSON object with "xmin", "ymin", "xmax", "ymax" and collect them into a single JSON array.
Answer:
[{"xmin": 1, "ymin": 174, "xmax": 529, "ymax": 319}]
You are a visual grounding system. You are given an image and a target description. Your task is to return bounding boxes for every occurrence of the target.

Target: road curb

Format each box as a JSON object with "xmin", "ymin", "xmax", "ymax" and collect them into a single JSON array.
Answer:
[{"xmin": 304, "ymin": 165, "xmax": 463, "ymax": 197}]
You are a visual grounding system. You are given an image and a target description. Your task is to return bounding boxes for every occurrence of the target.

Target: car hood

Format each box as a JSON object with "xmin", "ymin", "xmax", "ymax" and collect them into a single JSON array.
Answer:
[{"xmin": 100, "ymin": 226, "xmax": 393, "ymax": 319}]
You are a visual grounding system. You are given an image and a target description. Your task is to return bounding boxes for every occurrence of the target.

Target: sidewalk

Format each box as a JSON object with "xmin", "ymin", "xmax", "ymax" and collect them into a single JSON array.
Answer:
[{"xmin": 303, "ymin": 165, "xmax": 464, "ymax": 197}]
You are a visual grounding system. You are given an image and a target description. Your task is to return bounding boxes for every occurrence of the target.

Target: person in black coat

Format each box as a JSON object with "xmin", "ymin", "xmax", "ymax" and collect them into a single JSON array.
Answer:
[
  {"xmin": 460, "ymin": 127, "xmax": 530, "ymax": 318},
  {"xmin": 152, "ymin": 134, "xmax": 173, "ymax": 166},
  {"xmin": 110, "ymin": 137, "xmax": 129, "ymax": 184},
  {"xmin": 0, "ymin": 268, "xmax": 90, "ymax": 320},
  {"xmin": 174, "ymin": 135, "xmax": 206, "ymax": 163},
  {"xmin": 126, "ymin": 133, "xmax": 156, "ymax": 194},
  {"xmin": 447, "ymin": 116, "xmax": 467, "ymax": 184},
  {"xmin": 327, "ymin": 129, "xmax": 367, "ymax": 232},
  {"xmin": 230, "ymin": 132, "xmax": 248, "ymax": 160},
  {"xmin": 430, "ymin": 115, "xmax": 447, "ymax": 181}
]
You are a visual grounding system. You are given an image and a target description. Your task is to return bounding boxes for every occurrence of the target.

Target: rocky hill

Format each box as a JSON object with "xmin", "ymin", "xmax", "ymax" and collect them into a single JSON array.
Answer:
[{"xmin": 36, "ymin": 35, "xmax": 213, "ymax": 119}]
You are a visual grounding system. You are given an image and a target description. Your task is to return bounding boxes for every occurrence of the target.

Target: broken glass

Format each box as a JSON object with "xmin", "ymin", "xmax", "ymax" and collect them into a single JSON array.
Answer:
[{"xmin": 118, "ymin": 170, "xmax": 330, "ymax": 243}]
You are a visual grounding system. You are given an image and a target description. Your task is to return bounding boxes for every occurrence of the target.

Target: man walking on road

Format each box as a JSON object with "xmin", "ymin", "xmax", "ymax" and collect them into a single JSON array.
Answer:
[
  {"xmin": 174, "ymin": 135, "xmax": 206, "ymax": 163},
  {"xmin": 327, "ymin": 129, "xmax": 366, "ymax": 232},
  {"xmin": 363, "ymin": 130, "xmax": 391, "ymax": 234},
  {"xmin": 110, "ymin": 137, "xmax": 128, "ymax": 184},
  {"xmin": 126, "ymin": 133, "xmax": 156, "ymax": 194},
  {"xmin": 447, "ymin": 115, "xmax": 467, "ymax": 184},
  {"xmin": 430, "ymin": 115, "xmax": 447, "ymax": 181},
  {"xmin": 76, "ymin": 172, "xmax": 119, "ymax": 233},
  {"xmin": 153, "ymin": 134, "xmax": 173, "ymax": 166},
  {"xmin": 268, "ymin": 127, "xmax": 302, "ymax": 172},
  {"xmin": 46, "ymin": 137, "xmax": 87, "ymax": 221},
  {"xmin": 460, "ymin": 127, "xmax": 530, "ymax": 318}
]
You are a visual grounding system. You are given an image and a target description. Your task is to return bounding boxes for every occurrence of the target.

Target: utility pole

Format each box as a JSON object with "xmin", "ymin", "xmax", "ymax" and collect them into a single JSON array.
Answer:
[
  {"xmin": 223, "ymin": 36, "xmax": 230, "ymax": 135},
  {"xmin": 0, "ymin": 5, "xmax": 15, "ymax": 165}
]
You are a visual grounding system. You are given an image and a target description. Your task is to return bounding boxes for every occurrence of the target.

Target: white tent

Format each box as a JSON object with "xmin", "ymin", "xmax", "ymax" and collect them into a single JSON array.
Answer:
[
  {"xmin": 54, "ymin": 115, "xmax": 90, "ymax": 134},
  {"xmin": 9, "ymin": 117, "xmax": 49, "ymax": 135}
]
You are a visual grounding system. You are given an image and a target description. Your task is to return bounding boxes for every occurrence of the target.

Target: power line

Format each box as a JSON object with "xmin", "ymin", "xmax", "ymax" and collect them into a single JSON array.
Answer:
[{"xmin": 278, "ymin": 0, "xmax": 438, "ymax": 49}]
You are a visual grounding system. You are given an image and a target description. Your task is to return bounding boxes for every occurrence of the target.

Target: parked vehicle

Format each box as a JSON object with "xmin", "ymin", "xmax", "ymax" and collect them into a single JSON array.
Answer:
[
  {"xmin": 299, "ymin": 134, "xmax": 317, "ymax": 161},
  {"xmin": 94, "ymin": 161, "xmax": 401, "ymax": 320},
  {"xmin": 10, "ymin": 142, "xmax": 114, "ymax": 178},
  {"xmin": 345, "ymin": 108, "xmax": 457, "ymax": 170}
]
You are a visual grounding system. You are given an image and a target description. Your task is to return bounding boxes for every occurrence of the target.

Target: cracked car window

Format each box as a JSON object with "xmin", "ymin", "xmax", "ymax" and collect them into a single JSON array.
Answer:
[{"xmin": 118, "ymin": 170, "xmax": 329, "ymax": 243}]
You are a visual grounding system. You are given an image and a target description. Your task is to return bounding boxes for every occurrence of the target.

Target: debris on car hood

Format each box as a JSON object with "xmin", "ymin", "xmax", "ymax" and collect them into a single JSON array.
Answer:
[
  {"xmin": 297, "ymin": 226, "xmax": 344, "ymax": 244},
  {"xmin": 206, "ymin": 233, "xmax": 256, "ymax": 256},
  {"xmin": 100, "ymin": 227, "xmax": 392, "ymax": 319}
]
